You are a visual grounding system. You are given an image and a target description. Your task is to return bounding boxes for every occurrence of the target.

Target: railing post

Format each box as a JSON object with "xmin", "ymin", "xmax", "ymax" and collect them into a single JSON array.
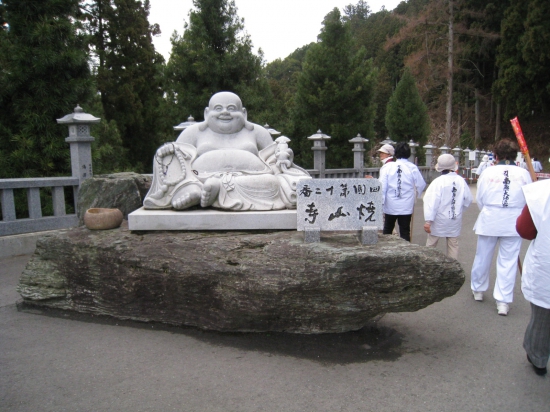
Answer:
[
  {"xmin": 349, "ymin": 133, "xmax": 368, "ymax": 177},
  {"xmin": 308, "ymin": 130, "xmax": 330, "ymax": 179},
  {"xmin": 423, "ymin": 144, "xmax": 436, "ymax": 168},
  {"xmin": 439, "ymin": 145, "xmax": 450, "ymax": 155}
]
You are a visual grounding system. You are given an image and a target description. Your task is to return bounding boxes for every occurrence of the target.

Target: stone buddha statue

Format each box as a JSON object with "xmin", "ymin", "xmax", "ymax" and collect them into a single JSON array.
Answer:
[{"xmin": 143, "ymin": 91, "xmax": 311, "ymax": 211}]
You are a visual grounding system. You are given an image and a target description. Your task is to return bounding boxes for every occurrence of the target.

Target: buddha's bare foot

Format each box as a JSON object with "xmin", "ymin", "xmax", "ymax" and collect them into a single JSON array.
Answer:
[
  {"xmin": 201, "ymin": 178, "xmax": 221, "ymax": 207},
  {"xmin": 172, "ymin": 186, "xmax": 201, "ymax": 210}
]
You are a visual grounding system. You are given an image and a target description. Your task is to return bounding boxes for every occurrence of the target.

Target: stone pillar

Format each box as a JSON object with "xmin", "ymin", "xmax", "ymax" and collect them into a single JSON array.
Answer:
[
  {"xmin": 462, "ymin": 148, "xmax": 471, "ymax": 168},
  {"xmin": 473, "ymin": 149, "xmax": 481, "ymax": 167},
  {"xmin": 349, "ymin": 133, "xmax": 368, "ymax": 174},
  {"xmin": 57, "ymin": 105, "xmax": 100, "ymax": 186},
  {"xmin": 423, "ymin": 144, "xmax": 436, "ymax": 168},
  {"xmin": 439, "ymin": 145, "xmax": 450, "ymax": 155},
  {"xmin": 308, "ymin": 130, "xmax": 331, "ymax": 178},
  {"xmin": 452, "ymin": 146, "xmax": 462, "ymax": 168},
  {"xmin": 408, "ymin": 139, "xmax": 418, "ymax": 163}
]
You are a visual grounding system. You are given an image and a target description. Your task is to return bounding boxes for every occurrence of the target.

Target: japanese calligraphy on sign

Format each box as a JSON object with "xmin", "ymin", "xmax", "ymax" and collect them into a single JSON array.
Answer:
[{"xmin": 297, "ymin": 179, "xmax": 383, "ymax": 231}]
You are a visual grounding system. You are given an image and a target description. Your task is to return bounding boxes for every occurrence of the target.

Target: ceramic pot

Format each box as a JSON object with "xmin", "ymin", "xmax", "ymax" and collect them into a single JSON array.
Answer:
[{"xmin": 84, "ymin": 208, "xmax": 123, "ymax": 230}]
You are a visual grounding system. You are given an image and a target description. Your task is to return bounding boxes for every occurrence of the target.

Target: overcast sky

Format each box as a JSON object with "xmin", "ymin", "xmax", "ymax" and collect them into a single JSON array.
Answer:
[{"xmin": 148, "ymin": 0, "xmax": 403, "ymax": 63}]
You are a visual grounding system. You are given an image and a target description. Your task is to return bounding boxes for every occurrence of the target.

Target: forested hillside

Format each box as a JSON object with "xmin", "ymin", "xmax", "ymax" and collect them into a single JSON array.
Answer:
[{"xmin": 1, "ymin": 0, "xmax": 549, "ymax": 176}]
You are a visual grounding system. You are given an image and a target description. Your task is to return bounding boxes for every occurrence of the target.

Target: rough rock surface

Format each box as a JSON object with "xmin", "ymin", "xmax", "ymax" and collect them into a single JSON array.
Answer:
[
  {"xmin": 77, "ymin": 173, "xmax": 151, "ymax": 223},
  {"xmin": 18, "ymin": 225, "xmax": 464, "ymax": 333}
]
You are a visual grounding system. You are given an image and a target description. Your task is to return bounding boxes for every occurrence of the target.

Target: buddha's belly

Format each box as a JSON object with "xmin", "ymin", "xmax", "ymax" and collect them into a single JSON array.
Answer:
[{"xmin": 193, "ymin": 149, "xmax": 270, "ymax": 173}]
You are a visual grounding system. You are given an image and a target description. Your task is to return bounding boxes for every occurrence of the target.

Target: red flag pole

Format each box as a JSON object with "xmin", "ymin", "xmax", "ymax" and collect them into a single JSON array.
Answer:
[{"xmin": 510, "ymin": 117, "xmax": 538, "ymax": 182}]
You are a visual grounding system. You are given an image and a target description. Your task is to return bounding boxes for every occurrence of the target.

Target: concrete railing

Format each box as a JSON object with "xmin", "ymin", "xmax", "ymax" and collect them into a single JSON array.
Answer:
[
  {"xmin": 0, "ymin": 177, "xmax": 80, "ymax": 236},
  {"xmin": 0, "ymin": 106, "xmax": 99, "ymax": 237}
]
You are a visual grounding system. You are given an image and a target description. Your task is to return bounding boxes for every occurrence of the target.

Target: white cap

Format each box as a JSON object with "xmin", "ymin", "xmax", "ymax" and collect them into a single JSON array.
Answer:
[
  {"xmin": 377, "ymin": 144, "xmax": 395, "ymax": 156},
  {"xmin": 435, "ymin": 154, "xmax": 458, "ymax": 172}
]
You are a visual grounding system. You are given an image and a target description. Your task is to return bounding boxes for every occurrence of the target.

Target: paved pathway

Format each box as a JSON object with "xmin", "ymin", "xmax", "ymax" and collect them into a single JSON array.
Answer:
[{"xmin": 1, "ymin": 188, "xmax": 549, "ymax": 411}]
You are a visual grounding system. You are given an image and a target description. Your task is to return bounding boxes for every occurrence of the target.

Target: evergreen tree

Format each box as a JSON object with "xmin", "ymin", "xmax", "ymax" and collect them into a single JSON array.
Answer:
[
  {"xmin": 88, "ymin": 0, "xmax": 166, "ymax": 172},
  {"xmin": 292, "ymin": 8, "xmax": 377, "ymax": 169},
  {"xmin": 0, "ymin": 0, "xmax": 92, "ymax": 178},
  {"xmin": 495, "ymin": 0, "xmax": 550, "ymax": 119},
  {"xmin": 385, "ymin": 68, "xmax": 430, "ymax": 144},
  {"xmin": 165, "ymin": 0, "xmax": 269, "ymax": 125}
]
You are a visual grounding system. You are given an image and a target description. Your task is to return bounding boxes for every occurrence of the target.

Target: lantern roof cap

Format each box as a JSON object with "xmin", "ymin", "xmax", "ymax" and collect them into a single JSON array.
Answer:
[{"xmin": 57, "ymin": 105, "xmax": 100, "ymax": 124}]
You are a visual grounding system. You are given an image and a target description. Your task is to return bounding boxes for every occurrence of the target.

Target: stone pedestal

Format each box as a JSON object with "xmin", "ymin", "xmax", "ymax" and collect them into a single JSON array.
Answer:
[{"xmin": 18, "ymin": 226, "xmax": 465, "ymax": 334}]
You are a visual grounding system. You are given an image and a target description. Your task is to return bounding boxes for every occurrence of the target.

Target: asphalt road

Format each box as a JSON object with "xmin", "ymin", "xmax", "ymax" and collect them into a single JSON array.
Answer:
[{"xmin": 1, "ymin": 186, "xmax": 548, "ymax": 412}]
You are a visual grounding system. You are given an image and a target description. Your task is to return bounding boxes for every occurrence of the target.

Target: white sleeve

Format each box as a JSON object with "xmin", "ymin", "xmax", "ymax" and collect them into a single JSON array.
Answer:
[{"xmin": 423, "ymin": 181, "xmax": 439, "ymax": 222}]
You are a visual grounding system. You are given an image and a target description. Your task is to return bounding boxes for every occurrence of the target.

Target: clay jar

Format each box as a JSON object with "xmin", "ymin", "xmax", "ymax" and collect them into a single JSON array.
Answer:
[{"xmin": 84, "ymin": 208, "xmax": 123, "ymax": 230}]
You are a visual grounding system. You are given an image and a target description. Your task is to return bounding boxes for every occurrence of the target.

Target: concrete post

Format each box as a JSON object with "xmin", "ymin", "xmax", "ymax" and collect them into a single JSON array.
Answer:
[
  {"xmin": 423, "ymin": 144, "xmax": 436, "ymax": 168},
  {"xmin": 474, "ymin": 149, "xmax": 481, "ymax": 167},
  {"xmin": 439, "ymin": 145, "xmax": 450, "ymax": 155},
  {"xmin": 463, "ymin": 148, "xmax": 471, "ymax": 168},
  {"xmin": 308, "ymin": 130, "xmax": 331, "ymax": 178},
  {"xmin": 349, "ymin": 133, "xmax": 368, "ymax": 175}
]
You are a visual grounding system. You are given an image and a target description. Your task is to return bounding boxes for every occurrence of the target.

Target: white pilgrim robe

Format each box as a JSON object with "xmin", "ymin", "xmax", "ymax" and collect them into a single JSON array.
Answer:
[
  {"xmin": 521, "ymin": 179, "xmax": 550, "ymax": 309},
  {"xmin": 380, "ymin": 159, "xmax": 426, "ymax": 215},
  {"xmin": 474, "ymin": 164, "xmax": 532, "ymax": 237},
  {"xmin": 423, "ymin": 172, "xmax": 473, "ymax": 237}
]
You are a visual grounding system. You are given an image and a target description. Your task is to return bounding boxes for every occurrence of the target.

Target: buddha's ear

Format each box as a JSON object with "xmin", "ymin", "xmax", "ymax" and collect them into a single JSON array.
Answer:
[
  {"xmin": 199, "ymin": 107, "xmax": 210, "ymax": 131},
  {"xmin": 242, "ymin": 107, "xmax": 253, "ymax": 130}
]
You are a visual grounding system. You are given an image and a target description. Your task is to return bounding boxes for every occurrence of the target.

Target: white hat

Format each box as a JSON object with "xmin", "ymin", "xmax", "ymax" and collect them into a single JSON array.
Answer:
[
  {"xmin": 377, "ymin": 144, "xmax": 394, "ymax": 156},
  {"xmin": 482, "ymin": 155, "xmax": 489, "ymax": 162},
  {"xmin": 435, "ymin": 154, "xmax": 458, "ymax": 172}
]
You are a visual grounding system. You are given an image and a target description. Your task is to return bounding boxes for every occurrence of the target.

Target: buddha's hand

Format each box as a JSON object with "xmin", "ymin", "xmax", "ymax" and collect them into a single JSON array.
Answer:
[
  {"xmin": 275, "ymin": 146, "xmax": 294, "ymax": 169},
  {"xmin": 156, "ymin": 143, "xmax": 175, "ymax": 158}
]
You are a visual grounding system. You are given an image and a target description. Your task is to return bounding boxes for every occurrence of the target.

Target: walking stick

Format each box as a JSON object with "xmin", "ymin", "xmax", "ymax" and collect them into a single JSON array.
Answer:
[{"xmin": 509, "ymin": 117, "xmax": 538, "ymax": 276}]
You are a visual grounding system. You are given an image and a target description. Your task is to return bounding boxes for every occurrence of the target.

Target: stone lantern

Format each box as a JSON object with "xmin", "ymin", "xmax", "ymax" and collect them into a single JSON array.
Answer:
[
  {"xmin": 174, "ymin": 115, "xmax": 197, "ymax": 132},
  {"xmin": 308, "ymin": 130, "xmax": 331, "ymax": 178},
  {"xmin": 349, "ymin": 133, "xmax": 369, "ymax": 173},
  {"xmin": 263, "ymin": 124, "xmax": 281, "ymax": 137},
  {"xmin": 439, "ymin": 144, "xmax": 450, "ymax": 155},
  {"xmin": 57, "ymin": 105, "xmax": 100, "ymax": 185},
  {"xmin": 423, "ymin": 143, "xmax": 436, "ymax": 168},
  {"xmin": 380, "ymin": 136, "xmax": 396, "ymax": 146},
  {"xmin": 452, "ymin": 146, "xmax": 462, "ymax": 166}
]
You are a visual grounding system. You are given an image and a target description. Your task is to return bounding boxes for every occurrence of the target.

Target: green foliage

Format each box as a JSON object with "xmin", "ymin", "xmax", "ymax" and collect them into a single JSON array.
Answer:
[
  {"xmin": 385, "ymin": 68, "xmax": 430, "ymax": 144},
  {"xmin": 0, "ymin": 0, "xmax": 92, "ymax": 178},
  {"xmin": 165, "ymin": 0, "xmax": 270, "ymax": 126},
  {"xmin": 88, "ymin": 0, "xmax": 167, "ymax": 173},
  {"xmin": 291, "ymin": 8, "xmax": 377, "ymax": 169},
  {"xmin": 263, "ymin": 44, "xmax": 313, "ymax": 135},
  {"xmin": 85, "ymin": 93, "xmax": 131, "ymax": 174},
  {"xmin": 495, "ymin": 0, "xmax": 550, "ymax": 119}
]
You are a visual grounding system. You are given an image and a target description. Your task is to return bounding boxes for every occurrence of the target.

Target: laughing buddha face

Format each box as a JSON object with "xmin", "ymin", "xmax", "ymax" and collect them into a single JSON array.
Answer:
[{"xmin": 205, "ymin": 92, "xmax": 247, "ymax": 134}]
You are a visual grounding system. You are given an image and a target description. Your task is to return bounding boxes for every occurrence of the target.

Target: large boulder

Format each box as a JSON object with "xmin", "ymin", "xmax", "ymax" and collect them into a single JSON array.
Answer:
[
  {"xmin": 77, "ymin": 172, "xmax": 151, "ymax": 223},
  {"xmin": 18, "ymin": 226, "xmax": 464, "ymax": 333}
]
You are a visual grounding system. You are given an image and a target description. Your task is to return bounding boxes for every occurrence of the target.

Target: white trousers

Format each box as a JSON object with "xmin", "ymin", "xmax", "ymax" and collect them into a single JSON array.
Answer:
[{"xmin": 471, "ymin": 235, "xmax": 522, "ymax": 303}]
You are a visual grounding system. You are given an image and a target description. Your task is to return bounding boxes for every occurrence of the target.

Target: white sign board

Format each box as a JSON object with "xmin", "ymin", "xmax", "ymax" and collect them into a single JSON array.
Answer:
[{"xmin": 296, "ymin": 179, "xmax": 383, "ymax": 231}]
